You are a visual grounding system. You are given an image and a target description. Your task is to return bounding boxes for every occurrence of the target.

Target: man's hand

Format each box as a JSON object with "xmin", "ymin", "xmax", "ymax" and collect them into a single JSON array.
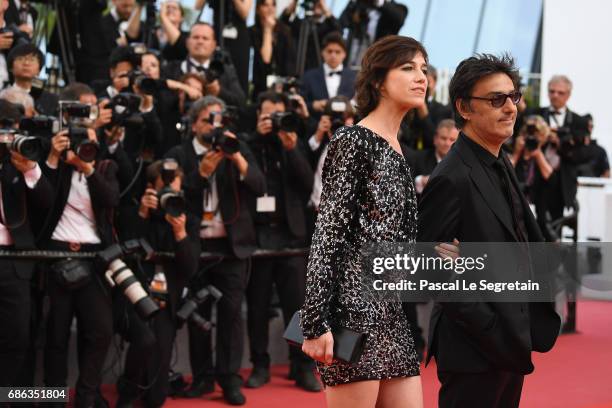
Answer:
[
  {"xmin": 48, "ymin": 130, "xmax": 70, "ymax": 164},
  {"xmin": 138, "ymin": 187, "xmax": 159, "ymax": 218},
  {"xmin": 256, "ymin": 114, "xmax": 273, "ymax": 135},
  {"xmin": 199, "ymin": 150, "xmax": 224, "ymax": 178},
  {"xmin": 278, "ymin": 130, "xmax": 298, "ymax": 150},
  {"xmin": 10, "ymin": 151, "xmax": 36, "ymax": 173},
  {"xmin": 224, "ymin": 131, "xmax": 249, "ymax": 176},
  {"xmin": 17, "ymin": 24, "xmax": 33, "ymax": 38},
  {"xmin": 95, "ymin": 99, "xmax": 113, "ymax": 129},
  {"xmin": 64, "ymin": 128, "xmax": 97, "ymax": 174},
  {"xmin": 315, "ymin": 115, "xmax": 332, "ymax": 143},
  {"xmin": 302, "ymin": 331, "xmax": 334, "ymax": 365},
  {"xmin": 205, "ymin": 79, "xmax": 221, "ymax": 96},
  {"xmin": 290, "ymin": 94, "xmax": 309, "ymax": 119},
  {"xmin": 312, "ymin": 100, "xmax": 328, "ymax": 112},
  {"xmin": 0, "ymin": 31, "xmax": 14, "ymax": 50},
  {"xmin": 166, "ymin": 213, "xmax": 187, "ymax": 241}
]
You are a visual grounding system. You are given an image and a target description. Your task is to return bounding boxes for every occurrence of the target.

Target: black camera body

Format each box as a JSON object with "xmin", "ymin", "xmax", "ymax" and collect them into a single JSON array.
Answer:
[
  {"xmin": 325, "ymin": 99, "xmax": 349, "ymax": 134},
  {"xmin": 67, "ymin": 126, "xmax": 98, "ymax": 163},
  {"xmin": 270, "ymin": 112, "xmax": 300, "ymax": 133},
  {"xmin": 157, "ymin": 159, "xmax": 186, "ymax": 217},
  {"xmin": 524, "ymin": 124, "xmax": 539, "ymax": 152},
  {"xmin": 177, "ymin": 285, "xmax": 223, "ymax": 331},
  {"xmin": 59, "ymin": 100, "xmax": 100, "ymax": 162},
  {"xmin": 0, "ymin": 24, "xmax": 30, "ymax": 51},
  {"xmin": 106, "ymin": 92, "xmax": 143, "ymax": 127},
  {"xmin": 0, "ymin": 129, "xmax": 43, "ymax": 161},
  {"xmin": 130, "ymin": 70, "xmax": 167, "ymax": 95},
  {"xmin": 203, "ymin": 128, "xmax": 240, "ymax": 155},
  {"xmin": 20, "ymin": 115, "xmax": 59, "ymax": 138}
]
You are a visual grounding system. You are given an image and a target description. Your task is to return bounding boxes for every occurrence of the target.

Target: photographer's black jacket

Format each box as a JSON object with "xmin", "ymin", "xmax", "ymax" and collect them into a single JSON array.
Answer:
[
  {"xmin": 247, "ymin": 134, "xmax": 314, "ymax": 242},
  {"xmin": 165, "ymin": 138, "xmax": 266, "ymax": 259},
  {"xmin": 0, "ymin": 159, "xmax": 53, "ymax": 279},
  {"xmin": 38, "ymin": 160, "xmax": 120, "ymax": 247},
  {"xmin": 339, "ymin": 0, "xmax": 408, "ymax": 41}
]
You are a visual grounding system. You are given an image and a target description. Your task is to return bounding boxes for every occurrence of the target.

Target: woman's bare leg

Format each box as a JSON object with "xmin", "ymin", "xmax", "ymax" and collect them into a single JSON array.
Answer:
[
  {"xmin": 326, "ymin": 380, "xmax": 381, "ymax": 408},
  {"xmin": 375, "ymin": 376, "xmax": 423, "ymax": 408}
]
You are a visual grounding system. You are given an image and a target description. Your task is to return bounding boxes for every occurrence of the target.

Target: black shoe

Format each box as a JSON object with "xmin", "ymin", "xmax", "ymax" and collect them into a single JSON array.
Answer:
[
  {"xmin": 181, "ymin": 378, "xmax": 215, "ymax": 398},
  {"xmin": 295, "ymin": 369, "xmax": 322, "ymax": 392},
  {"xmin": 222, "ymin": 386, "xmax": 246, "ymax": 406},
  {"xmin": 287, "ymin": 362, "xmax": 297, "ymax": 380},
  {"xmin": 244, "ymin": 366, "xmax": 270, "ymax": 388}
]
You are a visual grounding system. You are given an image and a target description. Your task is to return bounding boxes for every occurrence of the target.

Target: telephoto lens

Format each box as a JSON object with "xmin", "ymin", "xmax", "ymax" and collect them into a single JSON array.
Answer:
[{"xmin": 105, "ymin": 259, "xmax": 159, "ymax": 320}]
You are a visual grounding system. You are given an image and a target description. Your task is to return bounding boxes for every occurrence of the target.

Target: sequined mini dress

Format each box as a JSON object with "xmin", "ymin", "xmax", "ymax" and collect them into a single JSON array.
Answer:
[{"xmin": 300, "ymin": 125, "xmax": 420, "ymax": 386}]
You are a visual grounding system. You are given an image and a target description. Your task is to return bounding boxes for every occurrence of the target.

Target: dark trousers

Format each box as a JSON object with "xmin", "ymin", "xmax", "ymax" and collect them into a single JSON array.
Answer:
[
  {"xmin": 118, "ymin": 305, "xmax": 176, "ymax": 408},
  {"xmin": 246, "ymin": 254, "xmax": 311, "ymax": 369},
  {"xmin": 0, "ymin": 260, "xmax": 30, "ymax": 387},
  {"xmin": 43, "ymin": 243, "xmax": 113, "ymax": 408},
  {"xmin": 188, "ymin": 238, "xmax": 249, "ymax": 389},
  {"xmin": 438, "ymin": 370, "xmax": 524, "ymax": 408}
]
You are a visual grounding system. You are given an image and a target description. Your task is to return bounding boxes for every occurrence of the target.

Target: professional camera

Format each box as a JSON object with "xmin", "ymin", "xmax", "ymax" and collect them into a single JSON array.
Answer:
[
  {"xmin": 60, "ymin": 101, "xmax": 99, "ymax": 126},
  {"xmin": 59, "ymin": 101, "xmax": 100, "ymax": 162},
  {"xmin": 325, "ymin": 99, "xmax": 349, "ymax": 134},
  {"xmin": 158, "ymin": 159, "xmax": 186, "ymax": 217},
  {"xmin": 0, "ymin": 129, "xmax": 43, "ymax": 161},
  {"xmin": 300, "ymin": 0, "xmax": 316, "ymax": 16},
  {"xmin": 270, "ymin": 111, "xmax": 300, "ymax": 133},
  {"xmin": 201, "ymin": 110, "xmax": 240, "ymax": 154},
  {"xmin": 176, "ymin": 285, "xmax": 223, "ymax": 331},
  {"xmin": 98, "ymin": 239, "xmax": 159, "ymax": 320},
  {"xmin": 524, "ymin": 123, "xmax": 539, "ymax": 151},
  {"xmin": 67, "ymin": 127, "xmax": 99, "ymax": 162},
  {"xmin": 19, "ymin": 115, "xmax": 59, "ymax": 138},
  {"xmin": 106, "ymin": 92, "xmax": 144, "ymax": 127},
  {"xmin": 0, "ymin": 24, "xmax": 30, "ymax": 51},
  {"xmin": 129, "ymin": 70, "xmax": 167, "ymax": 95}
]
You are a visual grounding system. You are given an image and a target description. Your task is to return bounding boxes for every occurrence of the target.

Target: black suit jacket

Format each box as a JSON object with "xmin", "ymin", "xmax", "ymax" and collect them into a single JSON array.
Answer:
[
  {"xmin": 38, "ymin": 160, "xmax": 120, "ymax": 247},
  {"xmin": 165, "ymin": 138, "xmax": 266, "ymax": 259},
  {"xmin": 300, "ymin": 66, "xmax": 357, "ymax": 114},
  {"xmin": 412, "ymin": 149, "xmax": 438, "ymax": 178},
  {"xmin": 1, "ymin": 161, "xmax": 53, "ymax": 279},
  {"xmin": 340, "ymin": 0, "xmax": 408, "ymax": 40},
  {"xmin": 418, "ymin": 133, "xmax": 560, "ymax": 374}
]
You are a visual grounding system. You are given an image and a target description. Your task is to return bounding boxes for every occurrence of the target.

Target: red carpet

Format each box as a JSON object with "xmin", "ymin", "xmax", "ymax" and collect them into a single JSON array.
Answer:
[{"xmin": 96, "ymin": 301, "xmax": 612, "ymax": 407}]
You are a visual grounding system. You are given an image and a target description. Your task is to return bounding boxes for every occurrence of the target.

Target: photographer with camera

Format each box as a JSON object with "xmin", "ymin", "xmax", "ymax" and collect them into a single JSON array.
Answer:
[
  {"xmin": 164, "ymin": 96, "xmax": 264, "ymax": 405},
  {"xmin": 0, "ymin": 100, "xmax": 53, "ymax": 389},
  {"xmin": 38, "ymin": 124, "xmax": 119, "ymax": 407},
  {"xmin": 300, "ymin": 32, "xmax": 356, "ymax": 119},
  {"xmin": 280, "ymin": 0, "xmax": 341, "ymax": 73},
  {"xmin": 6, "ymin": 43, "xmax": 58, "ymax": 116},
  {"xmin": 0, "ymin": 0, "xmax": 31, "ymax": 88},
  {"xmin": 244, "ymin": 91, "xmax": 318, "ymax": 392},
  {"xmin": 249, "ymin": 0, "xmax": 296, "ymax": 100},
  {"xmin": 164, "ymin": 22, "xmax": 246, "ymax": 109},
  {"xmin": 339, "ymin": 0, "xmax": 408, "ymax": 66},
  {"xmin": 115, "ymin": 159, "xmax": 200, "ymax": 408}
]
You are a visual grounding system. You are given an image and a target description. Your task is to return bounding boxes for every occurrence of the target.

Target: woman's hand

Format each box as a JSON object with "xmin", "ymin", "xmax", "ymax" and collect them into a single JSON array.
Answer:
[
  {"xmin": 302, "ymin": 331, "xmax": 334, "ymax": 365},
  {"xmin": 435, "ymin": 238, "xmax": 460, "ymax": 260}
]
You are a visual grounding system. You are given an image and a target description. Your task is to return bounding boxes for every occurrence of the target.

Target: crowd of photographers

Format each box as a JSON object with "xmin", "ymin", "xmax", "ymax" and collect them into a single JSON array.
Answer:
[{"xmin": 0, "ymin": 0, "xmax": 608, "ymax": 407}]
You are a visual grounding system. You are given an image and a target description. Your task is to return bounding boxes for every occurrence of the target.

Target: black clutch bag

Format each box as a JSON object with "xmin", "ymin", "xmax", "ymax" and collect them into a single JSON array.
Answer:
[
  {"xmin": 51, "ymin": 259, "xmax": 93, "ymax": 290},
  {"xmin": 283, "ymin": 311, "xmax": 368, "ymax": 365}
]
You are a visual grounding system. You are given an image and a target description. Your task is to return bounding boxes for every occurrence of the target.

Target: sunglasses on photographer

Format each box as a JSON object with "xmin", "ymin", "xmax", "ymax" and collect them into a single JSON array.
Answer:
[{"xmin": 468, "ymin": 91, "xmax": 522, "ymax": 108}]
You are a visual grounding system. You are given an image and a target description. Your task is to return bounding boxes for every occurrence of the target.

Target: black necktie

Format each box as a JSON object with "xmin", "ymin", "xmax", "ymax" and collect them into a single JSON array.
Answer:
[{"xmin": 328, "ymin": 71, "xmax": 341, "ymax": 77}]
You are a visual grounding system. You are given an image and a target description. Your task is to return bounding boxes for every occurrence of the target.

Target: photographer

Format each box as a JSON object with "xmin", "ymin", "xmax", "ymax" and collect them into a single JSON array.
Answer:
[
  {"xmin": 6, "ymin": 43, "xmax": 58, "ymax": 115},
  {"xmin": 249, "ymin": 0, "xmax": 296, "ymax": 100},
  {"xmin": 165, "ymin": 96, "xmax": 264, "ymax": 405},
  {"xmin": 115, "ymin": 160, "xmax": 199, "ymax": 408},
  {"xmin": 300, "ymin": 32, "xmax": 356, "ymax": 119},
  {"xmin": 164, "ymin": 22, "xmax": 246, "ymax": 109},
  {"xmin": 39, "ymin": 127, "xmax": 119, "ymax": 407},
  {"xmin": 195, "ymin": 0, "xmax": 252, "ymax": 94},
  {"xmin": 576, "ymin": 114, "xmax": 610, "ymax": 178},
  {"xmin": 339, "ymin": 0, "xmax": 408, "ymax": 66},
  {"xmin": 280, "ymin": 0, "xmax": 341, "ymax": 73},
  {"xmin": 245, "ymin": 91, "xmax": 319, "ymax": 392},
  {"xmin": 0, "ymin": 84, "xmax": 34, "ymax": 117},
  {"xmin": 0, "ymin": 100, "xmax": 53, "ymax": 388},
  {"xmin": 126, "ymin": 0, "xmax": 189, "ymax": 61},
  {"xmin": 0, "ymin": 0, "xmax": 30, "ymax": 88}
]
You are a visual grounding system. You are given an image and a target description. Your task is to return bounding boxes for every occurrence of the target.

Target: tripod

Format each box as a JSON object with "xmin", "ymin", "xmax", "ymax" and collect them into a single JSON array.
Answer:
[{"xmin": 295, "ymin": 13, "xmax": 321, "ymax": 78}]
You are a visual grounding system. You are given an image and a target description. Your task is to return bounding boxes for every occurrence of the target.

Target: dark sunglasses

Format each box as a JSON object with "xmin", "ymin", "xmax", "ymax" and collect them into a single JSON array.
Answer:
[{"xmin": 468, "ymin": 91, "xmax": 522, "ymax": 108}]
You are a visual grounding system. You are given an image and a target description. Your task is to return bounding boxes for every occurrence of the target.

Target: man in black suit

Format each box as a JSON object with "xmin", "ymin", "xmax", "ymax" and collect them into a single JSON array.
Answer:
[
  {"xmin": 164, "ymin": 23, "xmax": 246, "ymax": 109},
  {"xmin": 425, "ymin": 65, "xmax": 453, "ymax": 126},
  {"xmin": 244, "ymin": 91, "xmax": 319, "ymax": 392},
  {"xmin": 412, "ymin": 119, "xmax": 458, "ymax": 195},
  {"xmin": 165, "ymin": 95, "xmax": 265, "ymax": 405},
  {"xmin": 418, "ymin": 54, "xmax": 561, "ymax": 408},
  {"xmin": 300, "ymin": 32, "xmax": 356, "ymax": 120},
  {"xmin": 0, "ymin": 105, "xmax": 53, "ymax": 387},
  {"xmin": 39, "ymin": 128, "xmax": 119, "ymax": 408},
  {"xmin": 7, "ymin": 43, "xmax": 58, "ymax": 115}
]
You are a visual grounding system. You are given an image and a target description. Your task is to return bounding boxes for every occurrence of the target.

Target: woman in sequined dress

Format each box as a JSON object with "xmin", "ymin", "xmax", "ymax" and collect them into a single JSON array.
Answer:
[{"xmin": 300, "ymin": 36, "xmax": 428, "ymax": 408}]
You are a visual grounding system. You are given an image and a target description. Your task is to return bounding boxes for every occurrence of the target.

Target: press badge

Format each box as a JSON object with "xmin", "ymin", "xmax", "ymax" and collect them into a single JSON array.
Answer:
[
  {"xmin": 222, "ymin": 25, "xmax": 238, "ymax": 40},
  {"xmin": 257, "ymin": 195, "xmax": 276, "ymax": 213}
]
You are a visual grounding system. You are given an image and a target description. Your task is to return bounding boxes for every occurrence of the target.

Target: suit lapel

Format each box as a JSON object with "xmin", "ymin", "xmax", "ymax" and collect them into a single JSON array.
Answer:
[
  {"xmin": 455, "ymin": 136, "xmax": 518, "ymax": 241},
  {"xmin": 338, "ymin": 69, "xmax": 351, "ymax": 97},
  {"xmin": 315, "ymin": 68, "xmax": 329, "ymax": 100}
]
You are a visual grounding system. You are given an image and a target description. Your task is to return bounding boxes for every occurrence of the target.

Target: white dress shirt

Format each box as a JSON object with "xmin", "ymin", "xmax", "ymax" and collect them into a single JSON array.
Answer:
[
  {"xmin": 323, "ymin": 63, "xmax": 343, "ymax": 99},
  {"xmin": 0, "ymin": 164, "xmax": 42, "ymax": 245},
  {"xmin": 181, "ymin": 57, "xmax": 211, "ymax": 75},
  {"xmin": 193, "ymin": 138, "xmax": 228, "ymax": 239},
  {"xmin": 548, "ymin": 106, "xmax": 567, "ymax": 130},
  {"xmin": 309, "ymin": 145, "xmax": 329, "ymax": 210},
  {"xmin": 51, "ymin": 168, "xmax": 101, "ymax": 244}
]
